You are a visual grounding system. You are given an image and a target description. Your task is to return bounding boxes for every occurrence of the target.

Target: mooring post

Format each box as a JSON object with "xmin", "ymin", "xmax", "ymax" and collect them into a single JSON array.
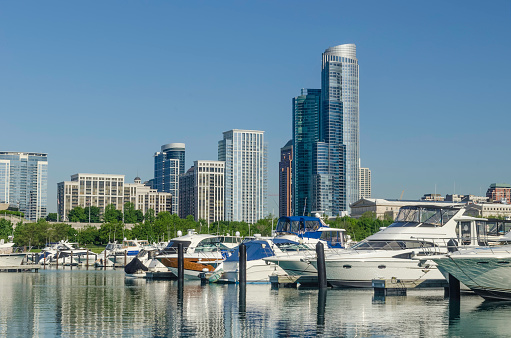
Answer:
[
  {"xmin": 70, "ymin": 251, "xmax": 73, "ymax": 269},
  {"xmin": 239, "ymin": 243, "xmax": 247, "ymax": 285},
  {"xmin": 178, "ymin": 243, "xmax": 184, "ymax": 282},
  {"xmin": 316, "ymin": 242, "xmax": 327, "ymax": 289},
  {"xmin": 449, "ymin": 273, "xmax": 460, "ymax": 300},
  {"xmin": 104, "ymin": 250, "xmax": 106, "ymax": 270},
  {"xmin": 56, "ymin": 252, "xmax": 59, "ymax": 269},
  {"xmin": 86, "ymin": 251, "xmax": 89, "ymax": 269},
  {"xmin": 124, "ymin": 251, "xmax": 127, "ymax": 267}
]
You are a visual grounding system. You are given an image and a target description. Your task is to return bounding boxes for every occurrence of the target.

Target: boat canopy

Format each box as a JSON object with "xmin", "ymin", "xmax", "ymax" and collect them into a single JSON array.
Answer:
[
  {"xmin": 388, "ymin": 206, "xmax": 460, "ymax": 228},
  {"xmin": 276, "ymin": 216, "xmax": 326, "ymax": 239},
  {"xmin": 225, "ymin": 240, "xmax": 277, "ymax": 262}
]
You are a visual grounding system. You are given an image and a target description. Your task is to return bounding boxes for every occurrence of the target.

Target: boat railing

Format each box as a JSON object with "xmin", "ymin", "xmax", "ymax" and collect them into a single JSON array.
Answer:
[{"xmin": 411, "ymin": 236, "xmax": 506, "ymax": 256}]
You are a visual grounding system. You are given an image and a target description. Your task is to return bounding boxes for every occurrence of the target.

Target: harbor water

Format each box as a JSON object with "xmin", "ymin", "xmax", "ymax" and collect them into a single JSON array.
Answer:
[{"xmin": 0, "ymin": 268, "xmax": 510, "ymax": 337}]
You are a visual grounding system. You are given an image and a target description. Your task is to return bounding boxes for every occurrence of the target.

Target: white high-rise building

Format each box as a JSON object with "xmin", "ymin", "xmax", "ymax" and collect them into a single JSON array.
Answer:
[
  {"xmin": 218, "ymin": 129, "xmax": 267, "ymax": 223},
  {"xmin": 0, "ymin": 152, "xmax": 48, "ymax": 221},
  {"xmin": 359, "ymin": 167, "xmax": 371, "ymax": 199},
  {"xmin": 124, "ymin": 177, "xmax": 172, "ymax": 215}
]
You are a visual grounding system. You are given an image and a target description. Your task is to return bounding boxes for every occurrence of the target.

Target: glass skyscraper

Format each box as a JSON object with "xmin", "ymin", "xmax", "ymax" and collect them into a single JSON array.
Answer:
[
  {"xmin": 154, "ymin": 143, "xmax": 185, "ymax": 214},
  {"xmin": 320, "ymin": 44, "xmax": 359, "ymax": 215},
  {"xmin": 292, "ymin": 89, "xmax": 321, "ymax": 216},
  {"xmin": 0, "ymin": 152, "xmax": 48, "ymax": 221},
  {"xmin": 219, "ymin": 129, "xmax": 267, "ymax": 223}
]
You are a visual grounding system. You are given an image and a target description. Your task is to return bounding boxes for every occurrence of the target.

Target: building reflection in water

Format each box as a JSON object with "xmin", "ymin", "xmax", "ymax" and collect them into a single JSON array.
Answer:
[{"xmin": 2, "ymin": 269, "xmax": 511, "ymax": 336}]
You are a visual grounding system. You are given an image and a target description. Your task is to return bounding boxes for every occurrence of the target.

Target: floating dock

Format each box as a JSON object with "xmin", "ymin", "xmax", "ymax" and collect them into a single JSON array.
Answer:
[
  {"xmin": 372, "ymin": 278, "xmax": 449, "ymax": 296},
  {"xmin": 0, "ymin": 265, "xmax": 41, "ymax": 273}
]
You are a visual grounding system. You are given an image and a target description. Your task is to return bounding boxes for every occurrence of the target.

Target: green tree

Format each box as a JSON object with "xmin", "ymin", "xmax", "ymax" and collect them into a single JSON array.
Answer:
[
  {"xmin": 84, "ymin": 206, "xmax": 101, "ymax": 223},
  {"xmin": 78, "ymin": 226, "xmax": 100, "ymax": 245},
  {"xmin": 0, "ymin": 219, "xmax": 13, "ymax": 240},
  {"xmin": 103, "ymin": 204, "xmax": 122, "ymax": 223},
  {"xmin": 68, "ymin": 206, "xmax": 86, "ymax": 222},
  {"xmin": 45, "ymin": 213, "xmax": 58, "ymax": 222},
  {"xmin": 144, "ymin": 209, "xmax": 155, "ymax": 225},
  {"xmin": 123, "ymin": 202, "xmax": 137, "ymax": 224}
]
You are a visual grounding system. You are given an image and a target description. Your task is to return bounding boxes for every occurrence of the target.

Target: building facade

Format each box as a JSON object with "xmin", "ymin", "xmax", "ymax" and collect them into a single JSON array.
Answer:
[
  {"xmin": 359, "ymin": 167, "xmax": 371, "ymax": 199},
  {"xmin": 124, "ymin": 177, "xmax": 172, "ymax": 216},
  {"xmin": 279, "ymin": 140, "xmax": 293, "ymax": 217},
  {"xmin": 179, "ymin": 161, "xmax": 225, "ymax": 223},
  {"xmin": 320, "ymin": 44, "xmax": 360, "ymax": 216},
  {"xmin": 218, "ymin": 129, "xmax": 267, "ymax": 223},
  {"xmin": 0, "ymin": 152, "xmax": 48, "ymax": 221},
  {"xmin": 292, "ymin": 89, "xmax": 321, "ymax": 216},
  {"xmin": 57, "ymin": 174, "xmax": 125, "ymax": 221},
  {"xmin": 486, "ymin": 183, "xmax": 511, "ymax": 204},
  {"xmin": 154, "ymin": 143, "xmax": 185, "ymax": 214}
]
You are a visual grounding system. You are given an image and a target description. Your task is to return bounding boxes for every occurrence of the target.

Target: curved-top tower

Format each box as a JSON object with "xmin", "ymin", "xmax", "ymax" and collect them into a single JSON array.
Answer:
[{"xmin": 318, "ymin": 43, "xmax": 359, "ymax": 215}]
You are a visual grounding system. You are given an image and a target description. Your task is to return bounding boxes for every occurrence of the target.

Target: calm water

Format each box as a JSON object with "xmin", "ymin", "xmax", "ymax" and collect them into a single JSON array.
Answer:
[{"xmin": 0, "ymin": 268, "xmax": 510, "ymax": 337}]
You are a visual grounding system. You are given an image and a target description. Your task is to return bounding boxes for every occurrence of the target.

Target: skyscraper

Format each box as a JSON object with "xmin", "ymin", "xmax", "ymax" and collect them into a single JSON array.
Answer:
[
  {"xmin": 0, "ymin": 152, "xmax": 48, "ymax": 221},
  {"xmin": 279, "ymin": 140, "xmax": 293, "ymax": 217},
  {"xmin": 320, "ymin": 44, "xmax": 359, "ymax": 215},
  {"xmin": 219, "ymin": 129, "xmax": 267, "ymax": 223},
  {"xmin": 292, "ymin": 89, "xmax": 321, "ymax": 216},
  {"xmin": 359, "ymin": 167, "xmax": 371, "ymax": 199},
  {"xmin": 154, "ymin": 143, "xmax": 185, "ymax": 214}
]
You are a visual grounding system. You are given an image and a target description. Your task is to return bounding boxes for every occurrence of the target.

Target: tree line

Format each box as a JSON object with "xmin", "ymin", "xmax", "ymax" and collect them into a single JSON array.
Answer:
[{"xmin": 2, "ymin": 203, "xmax": 392, "ymax": 248}]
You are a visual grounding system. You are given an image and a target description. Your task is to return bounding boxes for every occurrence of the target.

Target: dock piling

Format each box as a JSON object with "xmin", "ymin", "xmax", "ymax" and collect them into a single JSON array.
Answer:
[
  {"xmin": 239, "ymin": 243, "xmax": 247, "ymax": 285},
  {"xmin": 316, "ymin": 242, "xmax": 327, "ymax": 289},
  {"xmin": 178, "ymin": 243, "xmax": 184, "ymax": 282},
  {"xmin": 448, "ymin": 273, "xmax": 460, "ymax": 300}
]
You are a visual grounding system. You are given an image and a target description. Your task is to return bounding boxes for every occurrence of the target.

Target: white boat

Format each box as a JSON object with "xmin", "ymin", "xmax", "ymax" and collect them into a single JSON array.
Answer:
[
  {"xmin": 156, "ymin": 230, "xmax": 241, "ymax": 279},
  {"xmin": 310, "ymin": 203, "xmax": 466, "ymax": 288},
  {"xmin": 94, "ymin": 241, "xmax": 122, "ymax": 267},
  {"xmin": 430, "ymin": 218, "xmax": 511, "ymax": 300},
  {"xmin": 124, "ymin": 244, "xmax": 169, "ymax": 278},
  {"xmin": 38, "ymin": 241, "xmax": 95, "ymax": 266},
  {"xmin": 107, "ymin": 238, "xmax": 151, "ymax": 267},
  {"xmin": 0, "ymin": 238, "xmax": 26, "ymax": 266}
]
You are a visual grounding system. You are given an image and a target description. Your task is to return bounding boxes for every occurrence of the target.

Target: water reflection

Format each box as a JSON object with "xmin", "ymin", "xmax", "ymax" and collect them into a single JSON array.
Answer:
[{"xmin": 2, "ymin": 269, "xmax": 511, "ymax": 336}]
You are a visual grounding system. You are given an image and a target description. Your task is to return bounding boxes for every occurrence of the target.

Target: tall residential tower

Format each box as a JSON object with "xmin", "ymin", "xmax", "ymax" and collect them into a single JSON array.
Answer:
[
  {"xmin": 154, "ymin": 143, "xmax": 185, "ymax": 214},
  {"xmin": 219, "ymin": 129, "xmax": 267, "ymax": 223}
]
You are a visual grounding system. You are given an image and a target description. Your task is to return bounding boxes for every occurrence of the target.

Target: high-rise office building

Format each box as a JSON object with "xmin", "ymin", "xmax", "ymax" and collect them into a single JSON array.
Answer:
[
  {"xmin": 154, "ymin": 143, "xmax": 185, "ymax": 214},
  {"xmin": 359, "ymin": 167, "xmax": 371, "ymax": 199},
  {"xmin": 279, "ymin": 140, "xmax": 293, "ymax": 217},
  {"xmin": 218, "ymin": 129, "xmax": 267, "ymax": 223},
  {"xmin": 124, "ymin": 177, "xmax": 172, "ymax": 215},
  {"xmin": 292, "ymin": 89, "xmax": 321, "ymax": 216},
  {"xmin": 0, "ymin": 152, "xmax": 48, "ymax": 221},
  {"xmin": 320, "ymin": 44, "xmax": 360, "ymax": 215},
  {"xmin": 179, "ymin": 161, "xmax": 225, "ymax": 223}
]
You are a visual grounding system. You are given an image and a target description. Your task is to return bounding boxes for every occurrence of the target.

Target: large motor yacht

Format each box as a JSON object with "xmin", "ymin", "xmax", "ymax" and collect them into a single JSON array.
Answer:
[{"xmin": 310, "ymin": 204, "xmax": 466, "ymax": 288}]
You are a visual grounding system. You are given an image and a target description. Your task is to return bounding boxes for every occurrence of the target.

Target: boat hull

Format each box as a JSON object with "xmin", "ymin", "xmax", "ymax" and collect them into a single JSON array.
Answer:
[{"xmin": 0, "ymin": 253, "xmax": 26, "ymax": 266}]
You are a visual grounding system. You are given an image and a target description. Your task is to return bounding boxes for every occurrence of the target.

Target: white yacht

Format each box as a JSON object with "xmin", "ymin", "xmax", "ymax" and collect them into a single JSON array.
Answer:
[
  {"xmin": 0, "ymin": 238, "xmax": 25, "ymax": 266},
  {"xmin": 106, "ymin": 238, "xmax": 151, "ymax": 267},
  {"xmin": 310, "ymin": 204, "xmax": 466, "ymax": 288},
  {"xmin": 156, "ymin": 230, "xmax": 241, "ymax": 279},
  {"xmin": 430, "ymin": 218, "xmax": 511, "ymax": 300}
]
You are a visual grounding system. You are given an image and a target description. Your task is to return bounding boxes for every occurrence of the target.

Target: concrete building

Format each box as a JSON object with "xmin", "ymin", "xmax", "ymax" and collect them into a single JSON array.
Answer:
[
  {"xmin": 465, "ymin": 203, "xmax": 511, "ymax": 219},
  {"xmin": 359, "ymin": 167, "xmax": 371, "ymax": 199},
  {"xmin": 279, "ymin": 140, "xmax": 293, "ymax": 217},
  {"xmin": 421, "ymin": 194, "xmax": 445, "ymax": 201},
  {"xmin": 219, "ymin": 129, "xmax": 267, "ymax": 223},
  {"xmin": 445, "ymin": 194, "xmax": 488, "ymax": 203},
  {"xmin": 179, "ymin": 161, "xmax": 225, "ymax": 223},
  {"xmin": 350, "ymin": 198, "xmax": 462, "ymax": 220},
  {"xmin": 57, "ymin": 174, "xmax": 125, "ymax": 221},
  {"xmin": 154, "ymin": 143, "xmax": 185, "ymax": 214},
  {"xmin": 0, "ymin": 151, "xmax": 48, "ymax": 221},
  {"xmin": 124, "ymin": 177, "xmax": 172, "ymax": 215},
  {"xmin": 486, "ymin": 183, "xmax": 511, "ymax": 204}
]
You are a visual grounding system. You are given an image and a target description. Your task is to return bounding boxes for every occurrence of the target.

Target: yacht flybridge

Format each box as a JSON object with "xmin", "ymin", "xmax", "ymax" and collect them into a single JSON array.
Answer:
[{"xmin": 310, "ymin": 204, "xmax": 466, "ymax": 288}]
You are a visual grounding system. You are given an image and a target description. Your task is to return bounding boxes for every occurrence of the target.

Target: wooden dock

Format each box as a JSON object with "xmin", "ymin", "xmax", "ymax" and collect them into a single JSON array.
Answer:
[{"xmin": 0, "ymin": 265, "xmax": 41, "ymax": 273}]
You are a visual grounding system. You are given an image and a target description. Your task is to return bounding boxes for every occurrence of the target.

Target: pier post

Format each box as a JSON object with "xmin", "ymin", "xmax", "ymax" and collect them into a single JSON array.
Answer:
[
  {"xmin": 448, "ymin": 273, "xmax": 460, "ymax": 300},
  {"xmin": 56, "ymin": 252, "xmax": 59, "ymax": 269},
  {"xmin": 317, "ymin": 288, "xmax": 327, "ymax": 334},
  {"xmin": 124, "ymin": 251, "xmax": 127, "ymax": 267},
  {"xmin": 70, "ymin": 251, "xmax": 73, "ymax": 269},
  {"xmin": 316, "ymin": 242, "xmax": 327, "ymax": 289},
  {"xmin": 86, "ymin": 251, "xmax": 89, "ymax": 269},
  {"xmin": 178, "ymin": 243, "xmax": 184, "ymax": 282},
  {"xmin": 238, "ymin": 243, "xmax": 247, "ymax": 285},
  {"xmin": 104, "ymin": 250, "xmax": 106, "ymax": 270},
  {"xmin": 239, "ymin": 284, "xmax": 246, "ymax": 319}
]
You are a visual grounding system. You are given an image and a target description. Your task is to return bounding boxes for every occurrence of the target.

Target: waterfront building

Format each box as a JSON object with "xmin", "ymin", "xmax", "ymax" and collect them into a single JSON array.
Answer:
[
  {"xmin": 279, "ymin": 140, "xmax": 293, "ymax": 217},
  {"xmin": 218, "ymin": 129, "xmax": 267, "ymax": 223},
  {"xmin": 292, "ymin": 89, "xmax": 321, "ymax": 216},
  {"xmin": 445, "ymin": 194, "xmax": 488, "ymax": 203},
  {"xmin": 154, "ymin": 143, "xmax": 185, "ymax": 214},
  {"xmin": 359, "ymin": 167, "xmax": 371, "ymax": 199},
  {"xmin": 319, "ymin": 44, "xmax": 360, "ymax": 216},
  {"xmin": 0, "ymin": 151, "xmax": 48, "ymax": 221},
  {"xmin": 421, "ymin": 194, "xmax": 445, "ymax": 201},
  {"xmin": 124, "ymin": 177, "xmax": 172, "ymax": 215},
  {"xmin": 179, "ymin": 161, "xmax": 224, "ymax": 223},
  {"xmin": 57, "ymin": 174, "xmax": 125, "ymax": 221},
  {"xmin": 465, "ymin": 202, "xmax": 511, "ymax": 218},
  {"xmin": 486, "ymin": 183, "xmax": 511, "ymax": 204}
]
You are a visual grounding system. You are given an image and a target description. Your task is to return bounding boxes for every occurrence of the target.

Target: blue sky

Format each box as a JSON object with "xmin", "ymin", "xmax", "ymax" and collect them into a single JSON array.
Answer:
[{"xmin": 1, "ymin": 1, "xmax": 510, "ymax": 213}]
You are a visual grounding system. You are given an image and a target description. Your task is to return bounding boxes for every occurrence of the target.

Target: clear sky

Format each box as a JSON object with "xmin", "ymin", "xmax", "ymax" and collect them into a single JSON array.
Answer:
[{"xmin": 1, "ymin": 1, "xmax": 510, "ymax": 213}]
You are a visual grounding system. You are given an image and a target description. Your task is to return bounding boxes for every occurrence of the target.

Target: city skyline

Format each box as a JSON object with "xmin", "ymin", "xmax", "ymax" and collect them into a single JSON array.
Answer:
[{"xmin": 1, "ymin": 1, "xmax": 510, "ymax": 213}]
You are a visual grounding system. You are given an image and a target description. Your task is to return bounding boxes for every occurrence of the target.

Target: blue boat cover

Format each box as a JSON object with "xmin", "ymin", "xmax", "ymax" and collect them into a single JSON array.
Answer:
[{"xmin": 225, "ymin": 240, "xmax": 276, "ymax": 262}]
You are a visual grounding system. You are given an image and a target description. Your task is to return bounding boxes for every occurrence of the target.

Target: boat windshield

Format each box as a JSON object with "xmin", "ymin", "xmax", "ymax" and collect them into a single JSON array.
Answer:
[
  {"xmin": 352, "ymin": 240, "xmax": 436, "ymax": 250},
  {"xmin": 160, "ymin": 240, "xmax": 192, "ymax": 254},
  {"xmin": 319, "ymin": 231, "xmax": 344, "ymax": 245},
  {"xmin": 388, "ymin": 206, "xmax": 458, "ymax": 228},
  {"xmin": 195, "ymin": 238, "xmax": 230, "ymax": 252},
  {"xmin": 274, "ymin": 242, "xmax": 311, "ymax": 252}
]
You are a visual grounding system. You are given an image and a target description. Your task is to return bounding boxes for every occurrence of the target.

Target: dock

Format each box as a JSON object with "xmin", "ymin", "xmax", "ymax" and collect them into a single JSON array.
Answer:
[
  {"xmin": 0, "ymin": 265, "xmax": 41, "ymax": 273},
  {"xmin": 270, "ymin": 274, "xmax": 319, "ymax": 289},
  {"xmin": 372, "ymin": 278, "xmax": 449, "ymax": 296}
]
